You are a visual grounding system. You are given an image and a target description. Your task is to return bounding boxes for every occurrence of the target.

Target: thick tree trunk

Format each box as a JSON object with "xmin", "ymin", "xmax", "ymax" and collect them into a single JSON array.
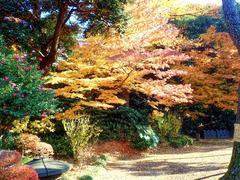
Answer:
[
  {"xmin": 223, "ymin": 141, "xmax": 240, "ymax": 179},
  {"xmin": 222, "ymin": 84, "xmax": 240, "ymax": 179},
  {"xmin": 221, "ymin": 0, "xmax": 240, "ymax": 179},
  {"xmin": 222, "ymin": 0, "xmax": 240, "ymax": 52},
  {"xmin": 40, "ymin": 3, "xmax": 68, "ymax": 70}
]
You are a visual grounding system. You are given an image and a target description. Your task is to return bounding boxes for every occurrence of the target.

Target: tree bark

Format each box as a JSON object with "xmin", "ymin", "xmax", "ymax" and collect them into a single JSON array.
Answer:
[
  {"xmin": 40, "ymin": 3, "xmax": 68, "ymax": 70},
  {"xmin": 32, "ymin": 0, "xmax": 41, "ymax": 20},
  {"xmin": 221, "ymin": 0, "xmax": 240, "ymax": 179}
]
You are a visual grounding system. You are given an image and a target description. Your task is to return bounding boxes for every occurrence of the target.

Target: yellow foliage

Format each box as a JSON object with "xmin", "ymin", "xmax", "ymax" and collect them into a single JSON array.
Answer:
[{"xmin": 48, "ymin": 0, "xmax": 192, "ymax": 121}]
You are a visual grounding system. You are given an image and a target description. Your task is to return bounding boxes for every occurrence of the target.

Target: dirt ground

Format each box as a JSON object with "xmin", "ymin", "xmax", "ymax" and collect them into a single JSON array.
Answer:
[{"xmin": 63, "ymin": 140, "xmax": 233, "ymax": 180}]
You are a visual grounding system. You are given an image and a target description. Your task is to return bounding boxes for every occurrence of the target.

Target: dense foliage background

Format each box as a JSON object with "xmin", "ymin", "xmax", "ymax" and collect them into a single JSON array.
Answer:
[{"xmin": 0, "ymin": 0, "xmax": 238, "ymax": 167}]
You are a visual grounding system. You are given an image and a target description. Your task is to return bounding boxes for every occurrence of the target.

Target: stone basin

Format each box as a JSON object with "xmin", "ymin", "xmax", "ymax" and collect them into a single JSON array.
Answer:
[{"xmin": 27, "ymin": 158, "xmax": 71, "ymax": 179}]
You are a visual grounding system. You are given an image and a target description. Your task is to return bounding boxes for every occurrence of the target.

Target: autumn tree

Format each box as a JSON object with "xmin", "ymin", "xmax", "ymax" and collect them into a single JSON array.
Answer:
[
  {"xmin": 47, "ymin": 0, "xmax": 192, "ymax": 121},
  {"xmin": 180, "ymin": 27, "xmax": 239, "ymax": 111},
  {"xmin": 0, "ymin": 0, "xmax": 129, "ymax": 70},
  {"xmin": 220, "ymin": 0, "xmax": 240, "ymax": 179}
]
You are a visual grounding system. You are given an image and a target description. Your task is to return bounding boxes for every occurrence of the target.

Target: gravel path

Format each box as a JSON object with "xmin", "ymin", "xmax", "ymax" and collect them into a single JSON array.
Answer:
[{"xmin": 93, "ymin": 140, "xmax": 233, "ymax": 180}]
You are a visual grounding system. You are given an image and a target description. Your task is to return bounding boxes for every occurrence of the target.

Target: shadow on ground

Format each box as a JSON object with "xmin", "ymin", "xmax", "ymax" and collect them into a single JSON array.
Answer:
[
  {"xmin": 109, "ymin": 160, "xmax": 228, "ymax": 177},
  {"xmin": 107, "ymin": 140, "xmax": 233, "ymax": 179}
]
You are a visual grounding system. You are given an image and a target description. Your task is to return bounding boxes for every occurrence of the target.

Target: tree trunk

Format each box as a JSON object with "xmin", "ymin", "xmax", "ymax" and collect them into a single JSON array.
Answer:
[
  {"xmin": 32, "ymin": 0, "xmax": 41, "ymax": 20},
  {"xmin": 40, "ymin": 3, "xmax": 68, "ymax": 70},
  {"xmin": 221, "ymin": 0, "xmax": 240, "ymax": 179},
  {"xmin": 222, "ymin": 84, "xmax": 240, "ymax": 179}
]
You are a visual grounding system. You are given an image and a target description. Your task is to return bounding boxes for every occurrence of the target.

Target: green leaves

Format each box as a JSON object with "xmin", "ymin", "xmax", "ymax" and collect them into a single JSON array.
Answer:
[
  {"xmin": 0, "ymin": 37, "xmax": 58, "ymax": 118},
  {"xmin": 133, "ymin": 124, "xmax": 160, "ymax": 149}
]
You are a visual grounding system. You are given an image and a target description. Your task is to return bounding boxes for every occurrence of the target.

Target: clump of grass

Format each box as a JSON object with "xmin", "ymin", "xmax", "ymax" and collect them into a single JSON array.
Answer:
[{"xmin": 21, "ymin": 156, "xmax": 33, "ymax": 164}]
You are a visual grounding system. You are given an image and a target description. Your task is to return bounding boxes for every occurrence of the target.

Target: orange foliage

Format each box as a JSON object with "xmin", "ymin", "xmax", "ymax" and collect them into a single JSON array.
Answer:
[
  {"xmin": 181, "ymin": 27, "xmax": 240, "ymax": 111},
  {"xmin": 47, "ymin": 0, "xmax": 193, "ymax": 120}
]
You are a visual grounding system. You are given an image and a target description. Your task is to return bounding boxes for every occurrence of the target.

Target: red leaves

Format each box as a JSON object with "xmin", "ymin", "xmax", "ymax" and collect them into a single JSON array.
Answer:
[
  {"xmin": 13, "ymin": 54, "xmax": 20, "ymax": 61},
  {"xmin": 0, "ymin": 150, "xmax": 21, "ymax": 168},
  {"xmin": 0, "ymin": 165, "xmax": 39, "ymax": 180}
]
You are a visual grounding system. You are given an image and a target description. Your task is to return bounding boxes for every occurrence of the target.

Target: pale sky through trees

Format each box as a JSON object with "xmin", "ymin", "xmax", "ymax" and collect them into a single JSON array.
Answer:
[{"xmin": 178, "ymin": 0, "xmax": 240, "ymax": 5}]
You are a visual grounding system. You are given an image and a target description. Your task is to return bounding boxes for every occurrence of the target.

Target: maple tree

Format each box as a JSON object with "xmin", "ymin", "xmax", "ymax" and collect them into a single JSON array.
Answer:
[
  {"xmin": 180, "ymin": 27, "xmax": 240, "ymax": 112},
  {"xmin": 47, "ymin": 0, "xmax": 192, "ymax": 121}
]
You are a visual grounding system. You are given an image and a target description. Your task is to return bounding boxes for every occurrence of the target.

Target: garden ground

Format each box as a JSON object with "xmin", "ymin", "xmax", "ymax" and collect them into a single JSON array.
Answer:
[{"xmin": 62, "ymin": 139, "xmax": 233, "ymax": 180}]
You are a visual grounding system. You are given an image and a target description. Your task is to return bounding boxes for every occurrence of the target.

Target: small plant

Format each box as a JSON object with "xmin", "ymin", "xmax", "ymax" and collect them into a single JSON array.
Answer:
[
  {"xmin": 93, "ymin": 154, "xmax": 108, "ymax": 167},
  {"xmin": 152, "ymin": 112, "xmax": 182, "ymax": 139},
  {"xmin": 16, "ymin": 133, "xmax": 40, "ymax": 154},
  {"xmin": 16, "ymin": 133, "xmax": 54, "ymax": 157},
  {"xmin": 0, "ymin": 150, "xmax": 38, "ymax": 180},
  {"xmin": 0, "ymin": 165, "xmax": 39, "ymax": 180},
  {"xmin": 11, "ymin": 116, "xmax": 55, "ymax": 135},
  {"xmin": 169, "ymin": 135, "xmax": 194, "ymax": 148},
  {"xmin": 21, "ymin": 156, "xmax": 33, "ymax": 164},
  {"xmin": 91, "ymin": 107, "xmax": 160, "ymax": 149},
  {"xmin": 79, "ymin": 175, "xmax": 93, "ymax": 180},
  {"xmin": 132, "ymin": 125, "xmax": 160, "ymax": 149},
  {"xmin": 0, "ymin": 132, "xmax": 17, "ymax": 150},
  {"xmin": 62, "ymin": 114, "xmax": 102, "ymax": 159},
  {"xmin": 43, "ymin": 134, "xmax": 74, "ymax": 157},
  {"xmin": 0, "ymin": 150, "xmax": 21, "ymax": 168}
]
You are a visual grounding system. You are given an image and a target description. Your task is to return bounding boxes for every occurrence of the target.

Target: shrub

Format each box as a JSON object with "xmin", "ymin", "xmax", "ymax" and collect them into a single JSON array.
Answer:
[
  {"xmin": 0, "ymin": 132, "xmax": 17, "ymax": 150},
  {"xmin": 62, "ymin": 114, "xmax": 102, "ymax": 159},
  {"xmin": 132, "ymin": 125, "xmax": 160, "ymax": 149},
  {"xmin": 79, "ymin": 175, "xmax": 93, "ymax": 180},
  {"xmin": 152, "ymin": 112, "xmax": 182, "ymax": 139},
  {"xmin": 91, "ymin": 107, "xmax": 146, "ymax": 141},
  {"xmin": 169, "ymin": 135, "xmax": 194, "ymax": 148},
  {"xmin": 93, "ymin": 154, "xmax": 108, "ymax": 167},
  {"xmin": 0, "ymin": 150, "xmax": 21, "ymax": 168},
  {"xmin": 16, "ymin": 133, "xmax": 54, "ymax": 157},
  {"xmin": 16, "ymin": 133, "xmax": 40, "ymax": 153},
  {"xmin": 11, "ymin": 116, "xmax": 55, "ymax": 135},
  {"xmin": 42, "ymin": 134, "xmax": 73, "ymax": 157},
  {"xmin": 0, "ymin": 165, "xmax": 38, "ymax": 180},
  {"xmin": 0, "ymin": 36, "xmax": 58, "ymax": 120},
  {"xmin": 0, "ymin": 150, "xmax": 38, "ymax": 180},
  {"xmin": 91, "ymin": 107, "xmax": 160, "ymax": 149}
]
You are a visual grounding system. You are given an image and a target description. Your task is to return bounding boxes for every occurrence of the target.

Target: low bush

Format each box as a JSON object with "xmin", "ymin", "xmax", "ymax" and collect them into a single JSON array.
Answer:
[
  {"xmin": 11, "ymin": 116, "xmax": 55, "ymax": 135},
  {"xmin": 151, "ymin": 111, "xmax": 182, "ymax": 139},
  {"xmin": 0, "ymin": 165, "xmax": 39, "ymax": 180},
  {"xmin": 92, "ymin": 154, "xmax": 108, "ymax": 167},
  {"xmin": 62, "ymin": 114, "xmax": 102, "ymax": 159},
  {"xmin": 0, "ymin": 150, "xmax": 21, "ymax": 168},
  {"xmin": 16, "ymin": 133, "xmax": 54, "ymax": 157},
  {"xmin": 43, "ymin": 134, "xmax": 74, "ymax": 157},
  {"xmin": 91, "ymin": 107, "xmax": 160, "ymax": 149},
  {"xmin": 169, "ymin": 135, "xmax": 194, "ymax": 148},
  {"xmin": 132, "ymin": 125, "xmax": 160, "ymax": 149},
  {"xmin": 0, "ymin": 150, "xmax": 38, "ymax": 180}
]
